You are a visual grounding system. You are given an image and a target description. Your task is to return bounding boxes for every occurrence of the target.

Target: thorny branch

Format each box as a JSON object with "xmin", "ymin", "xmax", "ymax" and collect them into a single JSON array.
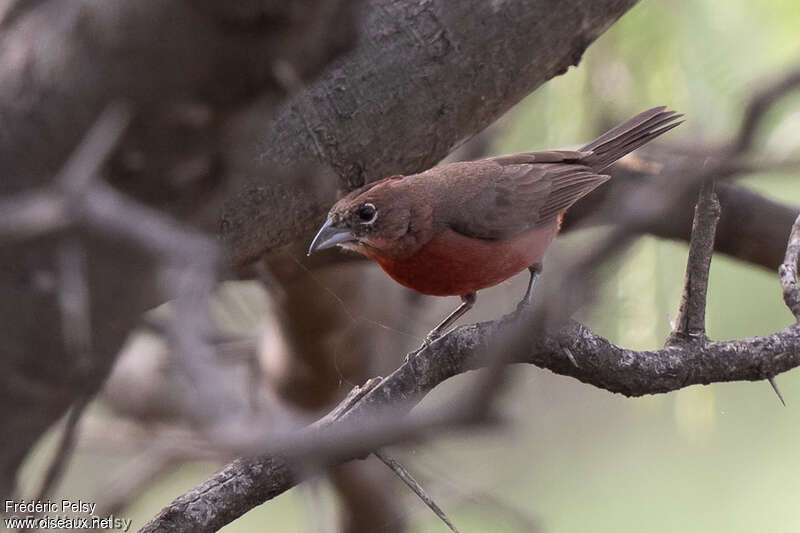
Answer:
[
  {"xmin": 663, "ymin": 176, "xmax": 785, "ymax": 403},
  {"xmin": 141, "ymin": 302, "xmax": 800, "ymax": 532},
  {"xmin": 2, "ymin": 2, "xmax": 800, "ymax": 531},
  {"xmin": 141, "ymin": 57, "xmax": 800, "ymax": 533},
  {"xmin": 141, "ymin": 158, "xmax": 800, "ymax": 529}
]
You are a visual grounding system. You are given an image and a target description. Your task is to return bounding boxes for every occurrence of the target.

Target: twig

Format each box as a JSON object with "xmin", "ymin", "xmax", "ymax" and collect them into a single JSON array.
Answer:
[
  {"xmin": 779, "ymin": 214, "xmax": 800, "ymax": 320},
  {"xmin": 668, "ymin": 179, "xmax": 721, "ymax": 344},
  {"xmin": 57, "ymin": 102, "xmax": 132, "ymax": 193},
  {"xmin": 22, "ymin": 106, "xmax": 132, "ymax": 516},
  {"xmin": 374, "ymin": 450, "xmax": 460, "ymax": 533},
  {"xmin": 0, "ymin": 102, "xmax": 131, "ymax": 245},
  {"xmin": 732, "ymin": 63, "xmax": 800, "ymax": 153},
  {"xmin": 32, "ymin": 395, "xmax": 90, "ymax": 503},
  {"xmin": 410, "ymin": 454, "xmax": 541, "ymax": 532},
  {"xmin": 57, "ymin": 238, "xmax": 93, "ymax": 373},
  {"xmin": 0, "ymin": 190, "xmax": 69, "ymax": 244}
]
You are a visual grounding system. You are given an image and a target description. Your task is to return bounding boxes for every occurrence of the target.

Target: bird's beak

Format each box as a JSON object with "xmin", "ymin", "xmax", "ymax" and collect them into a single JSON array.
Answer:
[{"xmin": 307, "ymin": 218, "xmax": 356, "ymax": 255}]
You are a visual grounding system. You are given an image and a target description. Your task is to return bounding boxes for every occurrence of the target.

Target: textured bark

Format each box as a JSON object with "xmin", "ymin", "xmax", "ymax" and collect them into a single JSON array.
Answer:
[{"xmin": 140, "ymin": 454, "xmax": 296, "ymax": 533}]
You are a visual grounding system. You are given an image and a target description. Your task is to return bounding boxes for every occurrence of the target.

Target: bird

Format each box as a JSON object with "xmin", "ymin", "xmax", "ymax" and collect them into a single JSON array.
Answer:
[{"xmin": 308, "ymin": 107, "xmax": 682, "ymax": 341}]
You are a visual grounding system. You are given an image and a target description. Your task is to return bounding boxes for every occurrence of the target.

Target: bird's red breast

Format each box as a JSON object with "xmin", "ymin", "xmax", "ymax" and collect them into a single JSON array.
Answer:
[{"xmin": 364, "ymin": 221, "xmax": 560, "ymax": 296}]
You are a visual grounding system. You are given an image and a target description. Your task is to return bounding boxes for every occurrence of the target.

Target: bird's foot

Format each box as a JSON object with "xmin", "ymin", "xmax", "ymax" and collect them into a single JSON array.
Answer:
[
  {"xmin": 514, "ymin": 298, "xmax": 531, "ymax": 316},
  {"xmin": 424, "ymin": 330, "xmax": 442, "ymax": 346},
  {"xmin": 513, "ymin": 263, "xmax": 541, "ymax": 316},
  {"xmin": 405, "ymin": 331, "xmax": 441, "ymax": 364}
]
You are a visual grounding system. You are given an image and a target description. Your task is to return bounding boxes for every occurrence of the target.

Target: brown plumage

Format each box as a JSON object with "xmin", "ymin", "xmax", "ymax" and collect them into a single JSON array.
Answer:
[{"xmin": 309, "ymin": 107, "xmax": 682, "ymax": 335}]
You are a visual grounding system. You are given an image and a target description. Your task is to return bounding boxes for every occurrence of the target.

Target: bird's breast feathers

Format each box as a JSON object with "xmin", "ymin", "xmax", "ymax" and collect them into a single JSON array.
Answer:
[{"xmin": 368, "ymin": 223, "xmax": 559, "ymax": 296}]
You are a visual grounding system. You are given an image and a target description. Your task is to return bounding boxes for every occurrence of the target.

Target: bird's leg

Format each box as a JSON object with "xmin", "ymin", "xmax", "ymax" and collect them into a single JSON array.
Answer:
[
  {"xmin": 516, "ymin": 263, "xmax": 543, "ymax": 312},
  {"xmin": 425, "ymin": 292, "xmax": 477, "ymax": 344}
]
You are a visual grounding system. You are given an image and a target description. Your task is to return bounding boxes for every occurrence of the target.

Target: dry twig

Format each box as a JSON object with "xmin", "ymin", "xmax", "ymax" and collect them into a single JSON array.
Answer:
[
  {"xmin": 375, "ymin": 451, "xmax": 460, "ymax": 533},
  {"xmin": 668, "ymin": 179, "xmax": 721, "ymax": 344},
  {"xmin": 31, "ymin": 395, "xmax": 90, "ymax": 505}
]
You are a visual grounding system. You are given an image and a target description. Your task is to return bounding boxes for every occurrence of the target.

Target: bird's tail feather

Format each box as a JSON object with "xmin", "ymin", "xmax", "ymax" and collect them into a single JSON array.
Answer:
[{"xmin": 580, "ymin": 107, "xmax": 682, "ymax": 171}]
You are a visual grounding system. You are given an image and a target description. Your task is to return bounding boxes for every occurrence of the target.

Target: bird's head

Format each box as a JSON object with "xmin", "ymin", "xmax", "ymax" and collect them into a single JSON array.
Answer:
[{"xmin": 308, "ymin": 175, "xmax": 430, "ymax": 259}]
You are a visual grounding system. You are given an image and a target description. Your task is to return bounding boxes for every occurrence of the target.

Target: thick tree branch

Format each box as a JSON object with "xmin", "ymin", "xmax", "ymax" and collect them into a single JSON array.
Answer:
[
  {"xmin": 221, "ymin": 0, "xmax": 640, "ymax": 267},
  {"xmin": 142, "ymin": 306, "xmax": 800, "ymax": 532}
]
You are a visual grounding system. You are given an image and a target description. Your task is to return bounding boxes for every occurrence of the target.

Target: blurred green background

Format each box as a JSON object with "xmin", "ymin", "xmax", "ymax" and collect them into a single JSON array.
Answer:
[{"xmin": 20, "ymin": 0, "xmax": 800, "ymax": 531}]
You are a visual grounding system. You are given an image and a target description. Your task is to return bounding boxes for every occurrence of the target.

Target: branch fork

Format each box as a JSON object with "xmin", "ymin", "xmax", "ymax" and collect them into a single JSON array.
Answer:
[{"xmin": 667, "ymin": 179, "xmax": 720, "ymax": 346}]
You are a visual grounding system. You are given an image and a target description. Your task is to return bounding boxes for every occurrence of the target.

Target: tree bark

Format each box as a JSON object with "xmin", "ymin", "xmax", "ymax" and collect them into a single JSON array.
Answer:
[
  {"xmin": 141, "ymin": 310, "xmax": 800, "ymax": 533},
  {"xmin": 221, "ymin": 0, "xmax": 640, "ymax": 267}
]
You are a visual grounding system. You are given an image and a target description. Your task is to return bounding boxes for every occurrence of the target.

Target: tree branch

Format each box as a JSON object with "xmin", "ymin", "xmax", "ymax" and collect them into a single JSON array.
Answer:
[
  {"xmin": 221, "ymin": 0, "xmax": 640, "ymax": 267},
  {"xmin": 31, "ymin": 395, "xmax": 90, "ymax": 504},
  {"xmin": 562, "ymin": 159, "xmax": 800, "ymax": 271},
  {"xmin": 732, "ymin": 63, "xmax": 800, "ymax": 154},
  {"xmin": 668, "ymin": 179, "xmax": 720, "ymax": 344},
  {"xmin": 140, "ymin": 23, "xmax": 800, "ymax": 533},
  {"xmin": 142, "ymin": 308, "xmax": 800, "ymax": 532}
]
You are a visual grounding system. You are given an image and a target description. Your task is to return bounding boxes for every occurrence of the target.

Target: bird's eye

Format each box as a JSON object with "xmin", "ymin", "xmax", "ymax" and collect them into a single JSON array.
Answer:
[{"xmin": 357, "ymin": 203, "xmax": 377, "ymax": 223}]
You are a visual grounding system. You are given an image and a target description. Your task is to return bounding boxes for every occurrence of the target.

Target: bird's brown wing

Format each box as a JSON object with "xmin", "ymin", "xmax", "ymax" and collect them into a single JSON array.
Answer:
[{"xmin": 447, "ymin": 155, "xmax": 609, "ymax": 240}]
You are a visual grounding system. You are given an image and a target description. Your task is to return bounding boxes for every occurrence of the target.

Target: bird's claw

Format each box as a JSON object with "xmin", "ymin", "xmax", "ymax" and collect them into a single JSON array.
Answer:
[
  {"xmin": 405, "ymin": 344, "xmax": 424, "ymax": 364},
  {"xmin": 514, "ymin": 298, "xmax": 532, "ymax": 316},
  {"xmin": 404, "ymin": 331, "xmax": 440, "ymax": 363},
  {"xmin": 424, "ymin": 331, "xmax": 441, "ymax": 346}
]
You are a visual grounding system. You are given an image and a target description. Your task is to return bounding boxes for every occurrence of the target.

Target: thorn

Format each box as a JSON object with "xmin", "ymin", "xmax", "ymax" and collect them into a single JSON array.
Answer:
[
  {"xmin": 768, "ymin": 376, "xmax": 786, "ymax": 407},
  {"xmin": 375, "ymin": 450, "xmax": 460, "ymax": 533},
  {"xmin": 563, "ymin": 347, "xmax": 579, "ymax": 368}
]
